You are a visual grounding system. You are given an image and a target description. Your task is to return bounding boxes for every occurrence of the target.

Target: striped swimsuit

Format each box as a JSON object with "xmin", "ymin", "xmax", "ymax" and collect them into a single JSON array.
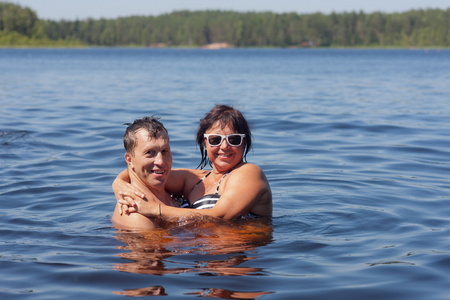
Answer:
[
  {"xmin": 189, "ymin": 171, "xmax": 262, "ymax": 219},
  {"xmin": 191, "ymin": 172, "xmax": 228, "ymax": 209}
]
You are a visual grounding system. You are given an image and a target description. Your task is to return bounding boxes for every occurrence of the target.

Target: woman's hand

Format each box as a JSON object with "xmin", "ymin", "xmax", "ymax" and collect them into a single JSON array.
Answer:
[
  {"xmin": 117, "ymin": 191, "xmax": 160, "ymax": 217},
  {"xmin": 116, "ymin": 188, "xmax": 144, "ymax": 215},
  {"xmin": 112, "ymin": 170, "xmax": 145, "ymax": 215}
]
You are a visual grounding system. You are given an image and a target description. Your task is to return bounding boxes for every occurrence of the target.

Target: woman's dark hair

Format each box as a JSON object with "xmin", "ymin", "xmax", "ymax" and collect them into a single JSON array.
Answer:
[{"xmin": 196, "ymin": 105, "xmax": 252, "ymax": 169}]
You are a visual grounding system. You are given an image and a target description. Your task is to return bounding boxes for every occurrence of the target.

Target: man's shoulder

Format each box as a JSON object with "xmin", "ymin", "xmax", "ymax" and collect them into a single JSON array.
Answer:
[{"xmin": 111, "ymin": 204, "xmax": 157, "ymax": 230}]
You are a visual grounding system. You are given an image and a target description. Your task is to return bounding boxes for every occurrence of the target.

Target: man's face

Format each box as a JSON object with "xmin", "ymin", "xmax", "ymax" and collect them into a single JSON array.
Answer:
[{"xmin": 126, "ymin": 129, "xmax": 172, "ymax": 189}]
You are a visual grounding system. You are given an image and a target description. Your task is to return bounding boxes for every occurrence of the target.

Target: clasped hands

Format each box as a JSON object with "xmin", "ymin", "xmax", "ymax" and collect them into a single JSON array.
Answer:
[{"xmin": 116, "ymin": 182, "xmax": 157, "ymax": 217}]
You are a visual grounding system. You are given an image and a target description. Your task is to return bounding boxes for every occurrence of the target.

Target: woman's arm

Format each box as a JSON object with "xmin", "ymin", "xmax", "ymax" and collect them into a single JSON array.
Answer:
[
  {"xmin": 113, "ymin": 168, "xmax": 207, "ymax": 214},
  {"xmin": 131, "ymin": 164, "xmax": 272, "ymax": 220},
  {"xmin": 206, "ymin": 163, "xmax": 272, "ymax": 219},
  {"xmin": 112, "ymin": 169, "xmax": 144, "ymax": 214}
]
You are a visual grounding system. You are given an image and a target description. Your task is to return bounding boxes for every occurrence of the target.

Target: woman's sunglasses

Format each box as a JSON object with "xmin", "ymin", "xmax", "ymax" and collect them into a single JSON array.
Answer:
[{"xmin": 204, "ymin": 134, "xmax": 246, "ymax": 147}]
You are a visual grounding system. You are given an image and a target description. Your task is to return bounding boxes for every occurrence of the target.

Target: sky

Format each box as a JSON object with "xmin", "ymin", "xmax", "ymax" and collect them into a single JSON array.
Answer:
[{"xmin": 6, "ymin": 0, "xmax": 450, "ymax": 20}]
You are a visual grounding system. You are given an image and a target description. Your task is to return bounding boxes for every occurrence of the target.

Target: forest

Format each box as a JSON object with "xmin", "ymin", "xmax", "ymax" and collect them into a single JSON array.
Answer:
[{"xmin": 1, "ymin": 2, "xmax": 449, "ymax": 47}]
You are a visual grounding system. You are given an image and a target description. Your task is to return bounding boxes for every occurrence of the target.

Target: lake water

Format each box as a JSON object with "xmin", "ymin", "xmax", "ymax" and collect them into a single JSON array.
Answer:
[{"xmin": 1, "ymin": 48, "xmax": 449, "ymax": 299}]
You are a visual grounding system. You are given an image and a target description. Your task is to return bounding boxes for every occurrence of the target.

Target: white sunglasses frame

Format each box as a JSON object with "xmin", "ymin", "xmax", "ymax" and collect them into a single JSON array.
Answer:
[{"xmin": 203, "ymin": 133, "xmax": 246, "ymax": 147}]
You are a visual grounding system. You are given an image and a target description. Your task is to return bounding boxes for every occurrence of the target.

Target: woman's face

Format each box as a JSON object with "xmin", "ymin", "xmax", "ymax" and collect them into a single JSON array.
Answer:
[{"xmin": 204, "ymin": 121, "xmax": 246, "ymax": 173}]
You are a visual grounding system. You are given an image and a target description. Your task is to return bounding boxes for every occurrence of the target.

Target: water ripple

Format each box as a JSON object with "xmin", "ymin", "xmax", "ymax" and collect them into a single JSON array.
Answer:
[{"xmin": 1, "ymin": 48, "xmax": 450, "ymax": 299}]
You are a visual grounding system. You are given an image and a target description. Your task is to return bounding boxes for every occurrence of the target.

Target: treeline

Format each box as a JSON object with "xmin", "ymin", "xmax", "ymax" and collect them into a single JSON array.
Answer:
[
  {"xmin": 1, "ymin": 2, "xmax": 449, "ymax": 47},
  {"xmin": 0, "ymin": 2, "xmax": 81, "ymax": 46}
]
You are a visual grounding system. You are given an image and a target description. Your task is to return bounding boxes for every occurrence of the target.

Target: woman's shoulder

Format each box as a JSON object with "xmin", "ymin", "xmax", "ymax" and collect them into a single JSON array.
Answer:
[
  {"xmin": 229, "ymin": 163, "xmax": 268, "ymax": 183},
  {"xmin": 171, "ymin": 168, "xmax": 210, "ymax": 193},
  {"xmin": 234, "ymin": 163, "xmax": 264, "ymax": 175},
  {"xmin": 166, "ymin": 168, "xmax": 209, "ymax": 196},
  {"xmin": 221, "ymin": 163, "xmax": 272, "ymax": 209},
  {"xmin": 172, "ymin": 168, "xmax": 209, "ymax": 179}
]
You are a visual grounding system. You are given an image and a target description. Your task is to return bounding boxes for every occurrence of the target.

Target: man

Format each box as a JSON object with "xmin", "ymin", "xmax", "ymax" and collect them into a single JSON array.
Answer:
[{"xmin": 111, "ymin": 116, "xmax": 178, "ymax": 229}]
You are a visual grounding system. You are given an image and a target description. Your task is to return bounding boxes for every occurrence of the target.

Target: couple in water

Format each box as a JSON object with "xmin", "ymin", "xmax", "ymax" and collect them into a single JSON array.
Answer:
[{"xmin": 112, "ymin": 104, "xmax": 272, "ymax": 229}]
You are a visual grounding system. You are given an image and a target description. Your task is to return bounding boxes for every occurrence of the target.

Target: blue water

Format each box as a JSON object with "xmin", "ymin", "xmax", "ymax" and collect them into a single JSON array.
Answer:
[{"xmin": 1, "ymin": 48, "xmax": 450, "ymax": 299}]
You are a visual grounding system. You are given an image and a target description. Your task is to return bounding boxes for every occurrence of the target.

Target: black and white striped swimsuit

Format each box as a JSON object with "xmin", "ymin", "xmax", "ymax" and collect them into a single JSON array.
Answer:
[
  {"xmin": 188, "ymin": 169, "xmax": 263, "ymax": 218},
  {"xmin": 190, "ymin": 172, "xmax": 228, "ymax": 209}
]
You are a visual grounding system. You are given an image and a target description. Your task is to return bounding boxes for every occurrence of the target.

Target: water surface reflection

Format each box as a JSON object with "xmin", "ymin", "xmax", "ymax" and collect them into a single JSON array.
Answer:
[{"xmin": 113, "ymin": 218, "xmax": 273, "ymax": 298}]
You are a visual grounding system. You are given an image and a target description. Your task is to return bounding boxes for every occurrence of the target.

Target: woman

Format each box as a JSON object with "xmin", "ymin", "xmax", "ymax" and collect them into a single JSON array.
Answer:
[{"xmin": 114, "ymin": 104, "xmax": 272, "ymax": 221}]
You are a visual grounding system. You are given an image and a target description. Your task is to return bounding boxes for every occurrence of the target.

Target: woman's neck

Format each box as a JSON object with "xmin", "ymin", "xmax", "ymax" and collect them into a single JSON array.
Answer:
[{"xmin": 211, "ymin": 161, "xmax": 244, "ymax": 176}]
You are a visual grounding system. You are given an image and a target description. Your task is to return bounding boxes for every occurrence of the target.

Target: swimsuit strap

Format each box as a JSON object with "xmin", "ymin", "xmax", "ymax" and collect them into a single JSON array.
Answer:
[
  {"xmin": 191, "ymin": 170, "xmax": 230, "ymax": 196},
  {"xmin": 193, "ymin": 172, "xmax": 211, "ymax": 188},
  {"xmin": 215, "ymin": 172, "xmax": 229, "ymax": 194}
]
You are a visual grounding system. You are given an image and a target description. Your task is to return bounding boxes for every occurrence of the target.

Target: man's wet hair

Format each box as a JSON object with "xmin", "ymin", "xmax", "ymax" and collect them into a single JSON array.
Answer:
[{"xmin": 123, "ymin": 116, "xmax": 168, "ymax": 155}]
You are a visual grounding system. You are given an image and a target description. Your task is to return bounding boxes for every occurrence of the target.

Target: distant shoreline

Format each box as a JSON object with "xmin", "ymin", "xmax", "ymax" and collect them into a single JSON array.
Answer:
[
  {"xmin": 1, "ymin": 45, "xmax": 448, "ymax": 50},
  {"xmin": 2, "ymin": 3, "xmax": 449, "ymax": 49}
]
